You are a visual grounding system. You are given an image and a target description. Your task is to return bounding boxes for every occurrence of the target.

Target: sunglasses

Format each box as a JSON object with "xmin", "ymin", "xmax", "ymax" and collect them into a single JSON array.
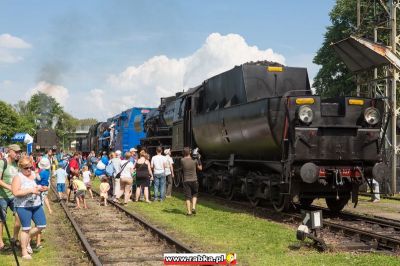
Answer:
[{"xmin": 22, "ymin": 166, "xmax": 34, "ymax": 170}]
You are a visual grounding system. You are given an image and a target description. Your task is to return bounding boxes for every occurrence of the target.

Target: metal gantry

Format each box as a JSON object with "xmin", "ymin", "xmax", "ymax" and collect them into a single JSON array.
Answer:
[{"xmin": 356, "ymin": 0, "xmax": 400, "ymax": 194}]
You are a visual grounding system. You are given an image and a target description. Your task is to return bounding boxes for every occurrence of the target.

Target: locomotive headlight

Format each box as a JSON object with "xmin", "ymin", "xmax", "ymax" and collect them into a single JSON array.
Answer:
[
  {"xmin": 298, "ymin": 105, "xmax": 314, "ymax": 124},
  {"xmin": 364, "ymin": 107, "xmax": 380, "ymax": 125}
]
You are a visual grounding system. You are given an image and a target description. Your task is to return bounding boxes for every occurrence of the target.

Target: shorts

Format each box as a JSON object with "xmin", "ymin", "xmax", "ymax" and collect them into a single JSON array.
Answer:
[
  {"xmin": 57, "ymin": 183, "xmax": 66, "ymax": 192},
  {"xmin": 0, "ymin": 198, "xmax": 15, "ymax": 222},
  {"xmin": 183, "ymin": 181, "xmax": 199, "ymax": 200},
  {"xmin": 15, "ymin": 206, "xmax": 46, "ymax": 231},
  {"xmin": 136, "ymin": 178, "xmax": 150, "ymax": 187},
  {"xmin": 76, "ymin": 190, "xmax": 86, "ymax": 198},
  {"xmin": 84, "ymin": 182, "xmax": 92, "ymax": 189}
]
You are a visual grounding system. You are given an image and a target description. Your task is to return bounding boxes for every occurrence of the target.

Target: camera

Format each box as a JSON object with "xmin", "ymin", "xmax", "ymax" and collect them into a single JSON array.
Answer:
[{"xmin": 191, "ymin": 148, "xmax": 202, "ymax": 165}]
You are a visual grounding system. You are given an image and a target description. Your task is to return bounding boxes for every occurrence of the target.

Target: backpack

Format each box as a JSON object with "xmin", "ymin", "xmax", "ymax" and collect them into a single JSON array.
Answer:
[
  {"xmin": 0, "ymin": 158, "xmax": 7, "ymax": 180},
  {"xmin": 64, "ymin": 160, "xmax": 71, "ymax": 175},
  {"xmin": 105, "ymin": 161, "xmax": 115, "ymax": 177}
]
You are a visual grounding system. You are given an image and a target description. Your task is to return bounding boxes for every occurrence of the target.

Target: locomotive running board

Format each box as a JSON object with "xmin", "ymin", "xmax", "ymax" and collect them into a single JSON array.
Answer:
[{"xmin": 332, "ymin": 35, "xmax": 400, "ymax": 73}]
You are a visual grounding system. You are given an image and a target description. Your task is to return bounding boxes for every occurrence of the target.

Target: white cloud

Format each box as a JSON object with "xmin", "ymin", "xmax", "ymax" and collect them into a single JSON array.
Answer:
[
  {"xmin": 106, "ymin": 32, "xmax": 285, "ymax": 114},
  {"xmin": 88, "ymin": 89, "xmax": 105, "ymax": 110},
  {"xmin": 27, "ymin": 81, "xmax": 69, "ymax": 106},
  {"xmin": 0, "ymin": 34, "xmax": 31, "ymax": 49},
  {"xmin": 0, "ymin": 33, "xmax": 31, "ymax": 63}
]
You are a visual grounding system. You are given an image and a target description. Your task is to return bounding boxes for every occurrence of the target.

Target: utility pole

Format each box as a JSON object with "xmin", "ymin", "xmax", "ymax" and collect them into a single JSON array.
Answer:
[
  {"xmin": 356, "ymin": 0, "xmax": 400, "ymax": 194},
  {"xmin": 389, "ymin": 0, "xmax": 398, "ymax": 193}
]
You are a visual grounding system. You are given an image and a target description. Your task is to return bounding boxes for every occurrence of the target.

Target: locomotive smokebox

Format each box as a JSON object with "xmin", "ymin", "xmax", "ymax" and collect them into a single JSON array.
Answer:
[
  {"xmin": 372, "ymin": 162, "xmax": 388, "ymax": 182},
  {"xmin": 300, "ymin": 163, "xmax": 319, "ymax": 184}
]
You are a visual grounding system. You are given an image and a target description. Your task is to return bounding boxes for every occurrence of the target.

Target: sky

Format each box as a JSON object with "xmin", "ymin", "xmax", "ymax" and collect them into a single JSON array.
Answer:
[{"xmin": 0, "ymin": 0, "xmax": 335, "ymax": 120}]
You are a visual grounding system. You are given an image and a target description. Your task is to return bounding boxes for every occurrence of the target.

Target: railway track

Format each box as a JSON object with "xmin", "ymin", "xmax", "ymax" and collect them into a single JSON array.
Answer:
[
  {"xmin": 52, "ymin": 185, "xmax": 194, "ymax": 266},
  {"xmin": 298, "ymin": 205, "xmax": 400, "ymax": 252},
  {"xmin": 198, "ymin": 192, "xmax": 400, "ymax": 253},
  {"xmin": 359, "ymin": 192, "xmax": 400, "ymax": 202}
]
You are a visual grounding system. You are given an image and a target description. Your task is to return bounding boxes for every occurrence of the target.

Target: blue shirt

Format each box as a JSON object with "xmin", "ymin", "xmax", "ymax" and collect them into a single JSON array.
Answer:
[
  {"xmin": 55, "ymin": 168, "xmax": 68, "ymax": 184},
  {"xmin": 37, "ymin": 169, "xmax": 50, "ymax": 186}
]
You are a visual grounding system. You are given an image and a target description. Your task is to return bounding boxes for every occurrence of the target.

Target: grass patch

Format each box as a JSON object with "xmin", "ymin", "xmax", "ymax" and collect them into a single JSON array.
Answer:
[{"xmin": 92, "ymin": 179, "xmax": 399, "ymax": 266}]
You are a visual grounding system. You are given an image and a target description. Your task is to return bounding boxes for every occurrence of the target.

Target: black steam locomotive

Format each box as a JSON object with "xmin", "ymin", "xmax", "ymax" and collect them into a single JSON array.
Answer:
[{"xmin": 141, "ymin": 61, "xmax": 387, "ymax": 212}]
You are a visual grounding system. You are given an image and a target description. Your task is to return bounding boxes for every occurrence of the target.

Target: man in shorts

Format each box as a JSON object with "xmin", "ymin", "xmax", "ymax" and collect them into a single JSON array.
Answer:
[
  {"xmin": 181, "ymin": 147, "xmax": 202, "ymax": 216},
  {"xmin": 0, "ymin": 144, "xmax": 22, "ymax": 249}
]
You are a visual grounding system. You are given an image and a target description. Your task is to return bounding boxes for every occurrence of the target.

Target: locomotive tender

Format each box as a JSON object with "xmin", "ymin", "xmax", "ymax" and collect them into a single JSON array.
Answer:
[{"xmin": 142, "ymin": 61, "xmax": 387, "ymax": 212}]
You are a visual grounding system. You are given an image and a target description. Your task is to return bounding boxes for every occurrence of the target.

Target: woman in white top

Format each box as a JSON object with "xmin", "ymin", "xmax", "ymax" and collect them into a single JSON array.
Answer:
[
  {"xmin": 12, "ymin": 157, "xmax": 47, "ymax": 260},
  {"xmin": 115, "ymin": 152, "xmax": 135, "ymax": 204}
]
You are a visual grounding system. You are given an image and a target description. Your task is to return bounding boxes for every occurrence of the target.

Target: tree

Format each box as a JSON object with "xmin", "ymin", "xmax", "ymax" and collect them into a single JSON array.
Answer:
[
  {"xmin": 313, "ymin": 1, "xmax": 392, "ymax": 97},
  {"xmin": 0, "ymin": 100, "xmax": 35, "ymax": 145},
  {"xmin": 313, "ymin": 0, "xmax": 358, "ymax": 97},
  {"xmin": 77, "ymin": 118, "xmax": 98, "ymax": 127},
  {"xmin": 0, "ymin": 101, "xmax": 22, "ymax": 144}
]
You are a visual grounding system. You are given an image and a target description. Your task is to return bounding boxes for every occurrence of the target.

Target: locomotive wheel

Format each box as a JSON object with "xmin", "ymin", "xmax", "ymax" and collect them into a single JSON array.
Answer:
[
  {"xmin": 271, "ymin": 186, "xmax": 290, "ymax": 212},
  {"xmin": 222, "ymin": 178, "xmax": 234, "ymax": 200},
  {"xmin": 325, "ymin": 194, "xmax": 350, "ymax": 213},
  {"xmin": 299, "ymin": 198, "xmax": 314, "ymax": 208},
  {"xmin": 207, "ymin": 177, "xmax": 218, "ymax": 195},
  {"xmin": 244, "ymin": 177, "xmax": 259, "ymax": 207},
  {"xmin": 173, "ymin": 171, "xmax": 182, "ymax": 187}
]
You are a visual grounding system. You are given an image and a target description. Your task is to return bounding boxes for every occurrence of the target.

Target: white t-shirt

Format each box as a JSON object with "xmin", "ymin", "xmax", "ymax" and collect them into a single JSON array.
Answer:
[
  {"xmin": 151, "ymin": 155, "xmax": 166, "ymax": 175},
  {"xmin": 55, "ymin": 168, "xmax": 67, "ymax": 184},
  {"xmin": 120, "ymin": 160, "xmax": 134, "ymax": 178},
  {"xmin": 164, "ymin": 155, "xmax": 174, "ymax": 175},
  {"xmin": 111, "ymin": 157, "xmax": 121, "ymax": 177},
  {"xmin": 82, "ymin": 170, "xmax": 91, "ymax": 183}
]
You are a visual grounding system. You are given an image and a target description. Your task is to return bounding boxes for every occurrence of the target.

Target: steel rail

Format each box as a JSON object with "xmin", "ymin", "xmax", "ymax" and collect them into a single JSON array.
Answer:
[
  {"xmin": 200, "ymin": 192, "xmax": 400, "ymax": 252},
  {"xmin": 359, "ymin": 192, "xmax": 400, "ymax": 202},
  {"xmin": 307, "ymin": 205, "xmax": 400, "ymax": 230},
  {"xmin": 92, "ymin": 190, "xmax": 195, "ymax": 253},
  {"xmin": 50, "ymin": 185, "xmax": 102, "ymax": 266}
]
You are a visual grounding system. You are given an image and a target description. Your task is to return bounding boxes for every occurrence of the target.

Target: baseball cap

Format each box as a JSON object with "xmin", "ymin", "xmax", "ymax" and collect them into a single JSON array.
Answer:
[
  {"xmin": 129, "ymin": 148, "xmax": 137, "ymax": 152},
  {"xmin": 115, "ymin": 150, "xmax": 122, "ymax": 155},
  {"xmin": 8, "ymin": 144, "xmax": 21, "ymax": 152}
]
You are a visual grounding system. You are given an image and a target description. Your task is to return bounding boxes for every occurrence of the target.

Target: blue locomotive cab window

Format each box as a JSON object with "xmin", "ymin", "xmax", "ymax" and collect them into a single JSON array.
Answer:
[{"xmin": 134, "ymin": 114, "xmax": 143, "ymax": 132}]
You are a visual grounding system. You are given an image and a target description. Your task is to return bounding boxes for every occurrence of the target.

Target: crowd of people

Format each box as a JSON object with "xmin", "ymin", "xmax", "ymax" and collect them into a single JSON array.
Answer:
[{"xmin": 0, "ymin": 143, "xmax": 202, "ymax": 260}]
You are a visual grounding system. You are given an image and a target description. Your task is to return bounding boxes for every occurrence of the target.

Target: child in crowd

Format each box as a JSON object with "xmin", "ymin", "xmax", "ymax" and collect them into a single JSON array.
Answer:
[
  {"xmin": 82, "ymin": 166, "xmax": 93, "ymax": 199},
  {"xmin": 99, "ymin": 177, "xmax": 110, "ymax": 206},
  {"xmin": 72, "ymin": 176, "xmax": 87, "ymax": 209},
  {"xmin": 55, "ymin": 162, "xmax": 68, "ymax": 200},
  {"xmin": 37, "ymin": 158, "xmax": 52, "ymax": 214}
]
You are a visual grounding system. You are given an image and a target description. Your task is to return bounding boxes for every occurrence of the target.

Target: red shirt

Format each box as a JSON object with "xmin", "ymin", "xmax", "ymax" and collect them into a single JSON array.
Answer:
[{"xmin": 69, "ymin": 158, "xmax": 79, "ymax": 176}]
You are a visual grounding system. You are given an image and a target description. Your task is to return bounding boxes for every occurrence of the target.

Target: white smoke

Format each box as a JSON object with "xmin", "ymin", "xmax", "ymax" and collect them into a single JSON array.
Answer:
[
  {"xmin": 27, "ymin": 81, "xmax": 69, "ymax": 106},
  {"xmin": 106, "ymin": 32, "xmax": 285, "ymax": 113}
]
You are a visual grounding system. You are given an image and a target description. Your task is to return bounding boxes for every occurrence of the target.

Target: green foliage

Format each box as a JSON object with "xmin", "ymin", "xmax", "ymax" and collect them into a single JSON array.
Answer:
[
  {"xmin": 0, "ymin": 101, "xmax": 22, "ymax": 144},
  {"xmin": 313, "ymin": 0, "xmax": 357, "ymax": 97},
  {"xmin": 77, "ymin": 118, "xmax": 98, "ymax": 127},
  {"xmin": 313, "ymin": 1, "xmax": 391, "ymax": 97}
]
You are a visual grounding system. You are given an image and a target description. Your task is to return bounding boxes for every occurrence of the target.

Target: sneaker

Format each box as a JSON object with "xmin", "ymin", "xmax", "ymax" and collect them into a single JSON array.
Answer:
[
  {"xmin": 186, "ymin": 213, "xmax": 192, "ymax": 217},
  {"xmin": 192, "ymin": 209, "xmax": 196, "ymax": 215},
  {"xmin": 372, "ymin": 199, "xmax": 380, "ymax": 203},
  {"xmin": 27, "ymin": 245, "xmax": 33, "ymax": 254},
  {"xmin": 22, "ymin": 254, "xmax": 32, "ymax": 260}
]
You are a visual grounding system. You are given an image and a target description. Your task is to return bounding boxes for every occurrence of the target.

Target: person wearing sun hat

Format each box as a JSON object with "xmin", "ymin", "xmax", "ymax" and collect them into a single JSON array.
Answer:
[
  {"xmin": 33, "ymin": 157, "xmax": 52, "ymax": 250},
  {"xmin": 0, "ymin": 144, "xmax": 22, "ymax": 251},
  {"xmin": 36, "ymin": 158, "xmax": 52, "ymax": 214}
]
